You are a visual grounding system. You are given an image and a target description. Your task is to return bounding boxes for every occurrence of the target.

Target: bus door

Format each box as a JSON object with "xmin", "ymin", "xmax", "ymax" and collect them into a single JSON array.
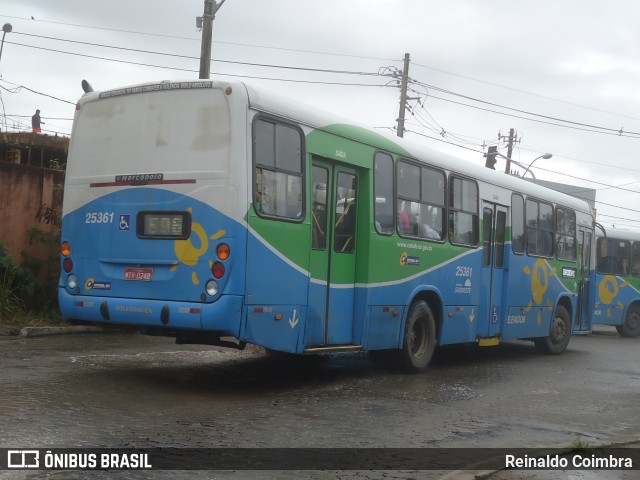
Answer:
[
  {"xmin": 575, "ymin": 227, "xmax": 593, "ymax": 332},
  {"xmin": 306, "ymin": 158, "xmax": 359, "ymax": 347},
  {"xmin": 479, "ymin": 202, "xmax": 508, "ymax": 338}
]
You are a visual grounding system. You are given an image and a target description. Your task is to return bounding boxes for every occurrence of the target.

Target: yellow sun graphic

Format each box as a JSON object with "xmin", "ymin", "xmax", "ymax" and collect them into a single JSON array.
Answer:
[{"xmin": 170, "ymin": 208, "xmax": 226, "ymax": 285}]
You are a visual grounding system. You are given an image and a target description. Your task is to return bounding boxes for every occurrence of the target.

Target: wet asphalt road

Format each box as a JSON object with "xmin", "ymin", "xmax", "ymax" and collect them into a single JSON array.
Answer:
[{"xmin": 0, "ymin": 326, "xmax": 638, "ymax": 479}]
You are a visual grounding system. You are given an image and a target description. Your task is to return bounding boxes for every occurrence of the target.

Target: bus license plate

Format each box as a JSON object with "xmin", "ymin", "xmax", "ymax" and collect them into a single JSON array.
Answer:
[{"xmin": 124, "ymin": 268, "xmax": 153, "ymax": 281}]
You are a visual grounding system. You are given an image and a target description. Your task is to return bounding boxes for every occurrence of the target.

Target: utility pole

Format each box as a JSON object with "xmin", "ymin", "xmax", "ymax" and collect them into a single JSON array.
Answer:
[
  {"xmin": 500, "ymin": 128, "xmax": 518, "ymax": 174},
  {"xmin": 198, "ymin": 0, "xmax": 226, "ymax": 79},
  {"xmin": 396, "ymin": 53, "xmax": 410, "ymax": 138}
]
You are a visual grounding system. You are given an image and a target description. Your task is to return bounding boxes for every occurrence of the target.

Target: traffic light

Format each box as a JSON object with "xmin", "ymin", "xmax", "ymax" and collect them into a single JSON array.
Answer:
[{"xmin": 484, "ymin": 146, "xmax": 498, "ymax": 169}]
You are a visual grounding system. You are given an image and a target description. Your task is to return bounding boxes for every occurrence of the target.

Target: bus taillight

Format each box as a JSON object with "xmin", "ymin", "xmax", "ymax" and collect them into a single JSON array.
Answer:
[
  {"xmin": 61, "ymin": 241, "xmax": 71, "ymax": 256},
  {"xmin": 212, "ymin": 262, "xmax": 225, "ymax": 279},
  {"xmin": 62, "ymin": 257, "xmax": 73, "ymax": 273},
  {"xmin": 217, "ymin": 243, "xmax": 230, "ymax": 260}
]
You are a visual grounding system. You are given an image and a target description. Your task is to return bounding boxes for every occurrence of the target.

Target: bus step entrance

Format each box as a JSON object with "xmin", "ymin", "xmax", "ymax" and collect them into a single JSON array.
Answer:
[
  {"xmin": 304, "ymin": 345, "xmax": 363, "ymax": 354},
  {"xmin": 477, "ymin": 337, "xmax": 501, "ymax": 347}
]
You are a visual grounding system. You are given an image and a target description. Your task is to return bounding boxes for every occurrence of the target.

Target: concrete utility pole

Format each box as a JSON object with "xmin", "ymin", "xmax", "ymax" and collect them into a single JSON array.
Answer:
[
  {"xmin": 502, "ymin": 128, "xmax": 518, "ymax": 174},
  {"xmin": 396, "ymin": 53, "xmax": 410, "ymax": 138},
  {"xmin": 198, "ymin": 0, "xmax": 226, "ymax": 79}
]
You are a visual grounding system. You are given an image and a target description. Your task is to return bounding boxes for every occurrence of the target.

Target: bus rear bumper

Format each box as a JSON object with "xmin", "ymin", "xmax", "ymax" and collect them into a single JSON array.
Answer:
[{"xmin": 58, "ymin": 288, "xmax": 243, "ymax": 337}]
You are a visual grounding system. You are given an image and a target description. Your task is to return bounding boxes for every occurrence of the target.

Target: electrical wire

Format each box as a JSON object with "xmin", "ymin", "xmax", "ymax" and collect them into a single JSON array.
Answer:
[
  {"xmin": 12, "ymin": 32, "xmax": 385, "ymax": 77},
  {"xmin": 1, "ymin": 15, "xmax": 398, "ymax": 62},
  {"xmin": 412, "ymin": 60, "xmax": 640, "ymax": 123},
  {"xmin": 412, "ymin": 81, "xmax": 640, "ymax": 139}
]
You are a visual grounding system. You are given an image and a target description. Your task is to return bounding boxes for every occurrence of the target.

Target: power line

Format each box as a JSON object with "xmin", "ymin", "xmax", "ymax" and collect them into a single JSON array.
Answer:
[
  {"xmin": 5, "ymin": 40, "xmax": 393, "ymax": 88},
  {"xmin": 9, "ymin": 31, "xmax": 640, "ymax": 142},
  {"xmin": 12, "ymin": 32, "xmax": 385, "ymax": 77},
  {"xmin": 411, "ymin": 61, "xmax": 640, "ymax": 123},
  {"xmin": 0, "ymin": 80, "xmax": 75, "ymax": 105},
  {"xmin": 1, "ymin": 15, "xmax": 398, "ymax": 62},
  {"xmin": 412, "ymin": 79, "xmax": 640, "ymax": 138}
]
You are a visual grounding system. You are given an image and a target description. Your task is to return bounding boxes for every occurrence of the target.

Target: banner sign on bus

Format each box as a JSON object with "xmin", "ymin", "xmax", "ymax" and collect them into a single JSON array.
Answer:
[{"xmin": 99, "ymin": 81, "xmax": 213, "ymax": 99}]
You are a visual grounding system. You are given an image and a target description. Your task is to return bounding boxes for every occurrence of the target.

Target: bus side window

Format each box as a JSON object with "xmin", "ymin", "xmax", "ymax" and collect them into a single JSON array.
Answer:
[
  {"xmin": 374, "ymin": 152, "xmax": 394, "ymax": 235},
  {"xmin": 632, "ymin": 242, "xmax": 640, "ymax": 277},
  {"xmin": 252, "ymin": 118, "xmax": 303, "ymax": 220},
  {"xmin": 511, "ymin": 194, "xmax": 525, "ymax": 254},
  {"xmin": 525, "ymin": 198, "xmax": 553, "ymax": 257},
  {"xmin": 334, "ymin": 172, "xmax": 357, "ymax": 253},
  {"xmin": 449, "ymin": 176, "xmax": 478, "ymax": 247},
  {"xmin": 396, "ymin": 159, "xmax": 445, "ymax": 240}
]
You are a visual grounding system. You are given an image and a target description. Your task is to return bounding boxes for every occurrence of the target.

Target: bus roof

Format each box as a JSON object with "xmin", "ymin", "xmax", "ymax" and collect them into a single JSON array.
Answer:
[
  {"xmin": 597, "ymin": 227, "xmax": 640, "ymax": 241},
  {"xmin": 77, "ymin": 78, "xmax": 593, "ymax": 217},
  {"xmin": 242, "ymin": 81, "xmax": 593, "ymax": 216}
]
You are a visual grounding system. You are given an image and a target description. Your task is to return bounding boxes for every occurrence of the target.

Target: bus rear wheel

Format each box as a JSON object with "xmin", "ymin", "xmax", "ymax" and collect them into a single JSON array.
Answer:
[
  {"xmin": 399, "ymin": 300, "xmax": 436, "ymax": 373},
  {"xmin": 534, "ymin": 304, "xmax": 571, "ymax": 354},
  {"xmin": 615, "ymin": 304, "xmax": 640, "ymax": 337}
]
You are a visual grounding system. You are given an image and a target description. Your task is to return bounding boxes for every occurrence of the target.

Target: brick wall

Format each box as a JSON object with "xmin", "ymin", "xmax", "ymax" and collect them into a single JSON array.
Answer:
[{"xmin": 0, "ymin": 161, "xmax": 65, "ymax": 263}]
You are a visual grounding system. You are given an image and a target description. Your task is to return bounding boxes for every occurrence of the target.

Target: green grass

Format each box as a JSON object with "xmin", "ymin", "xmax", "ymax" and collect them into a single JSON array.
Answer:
[
  {"xmin": 571, "ymin": 439, "xmax": 594, "ymax": 453},
  {"xmin": 0, "ymin": 309, "xmax": 69, "ymax": 329}
]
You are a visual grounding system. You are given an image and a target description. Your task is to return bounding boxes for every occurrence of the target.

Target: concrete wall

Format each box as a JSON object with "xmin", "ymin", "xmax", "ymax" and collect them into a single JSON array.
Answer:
[{"xmin": 0, "ymin": 161, "xmax": 65, "ymax": 263}]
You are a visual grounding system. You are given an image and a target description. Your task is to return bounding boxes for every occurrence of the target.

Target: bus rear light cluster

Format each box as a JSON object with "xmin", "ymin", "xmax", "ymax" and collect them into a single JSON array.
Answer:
[
  {"xmin": 61, "ymin": 242, "xmax": 74, "ymax": 273},
  {"xmin": 204, "ymin": 243, "xmax": 230, "ymax": 297},
  {"xmin": 212, "ymin": 243, "xmax": 229, "ymax": 279},
  {"xmin": 61, "ymin": 241, "xmax": 78, "ymax": 291}
]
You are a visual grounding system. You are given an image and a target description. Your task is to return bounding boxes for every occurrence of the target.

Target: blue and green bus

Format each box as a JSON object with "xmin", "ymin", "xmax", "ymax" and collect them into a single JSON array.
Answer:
[
  {"xmin": 592, "ymin": 228, "xmax": 640, "ymax": 336},
  {"xmin": 58, "ymin": 79, "xmax": 595, "ymax": 372}
]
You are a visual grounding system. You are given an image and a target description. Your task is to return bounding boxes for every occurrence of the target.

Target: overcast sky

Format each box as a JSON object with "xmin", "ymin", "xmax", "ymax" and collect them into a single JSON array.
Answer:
[{"xmin": 1, "ymin": 1, "xmax": 639, "ymax": 228}]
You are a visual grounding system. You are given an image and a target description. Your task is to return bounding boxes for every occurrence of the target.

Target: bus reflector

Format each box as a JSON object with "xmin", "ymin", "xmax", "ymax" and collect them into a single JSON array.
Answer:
[
  {"xmin": 217, "ymin": 243, "xmax": 230, "ymax": 260},
  {"xmin": 212, "ymin": 262, "xmax": 225, "ymax": 279},
  {"xmin": 61, "ymin": 242, "xmax": 71, "ymax": 256}
]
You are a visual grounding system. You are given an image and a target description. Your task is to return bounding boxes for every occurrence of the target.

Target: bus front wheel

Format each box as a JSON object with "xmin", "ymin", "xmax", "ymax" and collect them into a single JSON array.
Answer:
[
  {"xmin": 615, "ymin": 304, "xmax": 640, "ymax": 337},
  {"xmin": 399, "ymin": 300, "xmax": 436, "ymax": 373},
  {"xmin": 534, "ymin": 305, "xmax": 571, "ymax": 354}
]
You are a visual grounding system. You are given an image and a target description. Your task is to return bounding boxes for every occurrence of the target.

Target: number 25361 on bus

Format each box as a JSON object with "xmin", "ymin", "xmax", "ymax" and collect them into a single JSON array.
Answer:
[{"xmin": 123, "ymin": 268, "xmax": 153, "ymax": 281}]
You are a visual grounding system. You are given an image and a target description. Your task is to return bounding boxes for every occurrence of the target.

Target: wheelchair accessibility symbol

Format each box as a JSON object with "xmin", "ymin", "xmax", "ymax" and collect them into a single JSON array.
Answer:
[{"xmin": 119, "ymin": 214, "xmax": 131, "ymax": 231}]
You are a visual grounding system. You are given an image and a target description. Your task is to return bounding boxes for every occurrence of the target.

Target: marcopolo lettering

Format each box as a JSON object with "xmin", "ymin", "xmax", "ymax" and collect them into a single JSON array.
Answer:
[{"xmin": 116, "ymin": 174, "xmax": 163, "ymax": 182}]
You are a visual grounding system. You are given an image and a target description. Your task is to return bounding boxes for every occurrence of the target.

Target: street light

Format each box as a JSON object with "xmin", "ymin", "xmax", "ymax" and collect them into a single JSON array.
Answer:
[
  {"xmin": 492, "ymin": 152, "xmax": 552, "ymax": 179},
  {"xmin": 526, "ymin": 153, "xmax": 553, "ymax": 178},
  {"xmin": 0, "ymin": 23, "xmax": 12, "ymax": 64}
]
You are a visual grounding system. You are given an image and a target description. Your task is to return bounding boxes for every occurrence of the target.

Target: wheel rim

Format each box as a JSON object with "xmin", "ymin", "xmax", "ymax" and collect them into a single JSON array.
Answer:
[
  {"xmin": 626, "ymin": 311, "xmax": 640, "ymax": 331},
  {"xmin": 409, "ymin": 317, "xmax": 428, "ymax": 359},
  {"xmin": 550, "ymin": 314, "xmax": 567, "ymax": 344}
]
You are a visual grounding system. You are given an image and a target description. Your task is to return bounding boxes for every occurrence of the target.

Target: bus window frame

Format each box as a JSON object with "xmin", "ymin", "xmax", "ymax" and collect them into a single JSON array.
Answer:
[
  {"xmin": 396, "ymin": 157, "xmax": 446, "ymax": 243},
  {"xmin": 631, "ymin": 241, "xmax": 640, "ymax": 277},
  {"xmin": 525, "ymin": 197, "xmax": 554, "ymax": 258},
  {"xmin": 555, "ymin": 206, "xmax": 577, "ymax": 262},
  {"xmin": 511, "ymin": 193, "xmax": 525, "ymax": 255},
  {"xmin": 251, "ymin": 114, "xmax": 306, "ymax": 224},
  {"xmin": 448, "ymin": 174, "xmax": 479, "ymax": 248},
  {"xmin": 373, "ymin": 150, "xmax": 395, "ymax": 237},
  {"xmin": 597, "ymin": 237, "xmax": 631, "ymax": 275}
]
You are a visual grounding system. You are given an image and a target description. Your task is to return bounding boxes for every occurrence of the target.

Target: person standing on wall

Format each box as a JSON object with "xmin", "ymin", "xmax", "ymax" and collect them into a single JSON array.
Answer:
[{"xmin": 32, "ymin": 109, "xmax": 44, "ymax": 133}]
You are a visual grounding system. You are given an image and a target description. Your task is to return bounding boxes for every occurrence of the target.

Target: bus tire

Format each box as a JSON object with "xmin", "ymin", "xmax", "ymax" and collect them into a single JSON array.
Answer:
[
  {"xmin": 534, "ymin": 304, "xmax": 571, "ymax": 354},
  {"xmin": 399, "ymin": 300, "xmax": 436, "ymax": 373},
  {"xmin": 615, "ymin": 304, "xmax": 640, "ymax": 337}
]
